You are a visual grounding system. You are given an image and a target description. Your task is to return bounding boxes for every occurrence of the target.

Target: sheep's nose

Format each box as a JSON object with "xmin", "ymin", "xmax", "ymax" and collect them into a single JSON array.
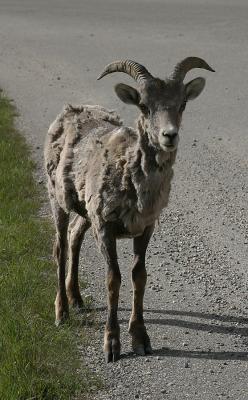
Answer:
[{"xmin": 161, "ymin": 128, "xmax": 178, "ymax": 140}]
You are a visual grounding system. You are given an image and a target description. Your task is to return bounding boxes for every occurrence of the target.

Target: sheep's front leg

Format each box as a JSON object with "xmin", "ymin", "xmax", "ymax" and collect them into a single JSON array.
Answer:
[
  {"xmin": 129, "ymin": 224, "xmax": 154, "ymax": 355},
  {"xmin": 98, "ymin": 226, "xmax": 121, "ymax": 363}
]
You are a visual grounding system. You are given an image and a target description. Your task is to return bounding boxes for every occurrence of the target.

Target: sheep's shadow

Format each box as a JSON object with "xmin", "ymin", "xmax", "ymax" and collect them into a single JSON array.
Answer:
[
  {"xmin": 88, "ymin": 306, "xmax": 248, "ymax": 361},
  {"xmin": 150, "ymin": 348, "xmax": 248, "ymax": 361}
]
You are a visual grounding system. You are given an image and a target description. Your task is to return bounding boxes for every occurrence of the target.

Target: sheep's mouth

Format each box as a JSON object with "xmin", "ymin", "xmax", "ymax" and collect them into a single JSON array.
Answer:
[{"xmin": 161, "ymin": 143, "xmax": 177, "ymax": 152}]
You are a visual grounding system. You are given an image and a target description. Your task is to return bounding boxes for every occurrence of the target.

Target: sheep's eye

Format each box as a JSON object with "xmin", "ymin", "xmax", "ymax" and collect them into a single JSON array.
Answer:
[
  {"xmin": 139, "ymin": 104, "xmax": 149, "ymax": 115},
  {"xmin": 179, "ymin": 100, "xmax": 187, "ymax": 113}
]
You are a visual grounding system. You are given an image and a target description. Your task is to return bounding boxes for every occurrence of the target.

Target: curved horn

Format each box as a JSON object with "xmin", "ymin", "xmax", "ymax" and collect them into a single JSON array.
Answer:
[
  {"xmin": 170, "ymin": 57, "xmax": 215, "ymax": 82},
  {"xmin": 97, "ymin": 60, "xmax": 153, "ymax": 84}
]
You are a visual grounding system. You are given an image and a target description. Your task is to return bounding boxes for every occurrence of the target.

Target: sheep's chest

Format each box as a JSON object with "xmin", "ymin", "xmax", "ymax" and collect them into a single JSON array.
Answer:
[
  {"xmin": 121, "ymin": 165, "xmax": 174, "ymax": 236},
  {"xmin": 84, "ymin": 127, "xmax": 176, "ymax": 238}
]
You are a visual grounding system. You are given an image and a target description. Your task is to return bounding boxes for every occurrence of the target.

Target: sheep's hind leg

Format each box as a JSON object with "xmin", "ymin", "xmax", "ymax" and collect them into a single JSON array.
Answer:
[
  {"xmin": 129, "ymin": 224, "xmax": 154, "ymax": 355},
  {"xmin": 66, "ymin": 215, "xmax": 91, "ymax": 310},
  {"xmin": 52, "ymin": 200, "xmax": 70, "ymax": 326},
  {"xmin": 98, "ymin": 224, "xmax": 121, "ymax": 363}
]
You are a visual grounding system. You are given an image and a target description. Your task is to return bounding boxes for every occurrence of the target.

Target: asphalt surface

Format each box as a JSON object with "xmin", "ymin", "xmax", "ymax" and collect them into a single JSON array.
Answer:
[{"xmin": 1, "ymin": 1, "xmax": 248, "ymax": 399}]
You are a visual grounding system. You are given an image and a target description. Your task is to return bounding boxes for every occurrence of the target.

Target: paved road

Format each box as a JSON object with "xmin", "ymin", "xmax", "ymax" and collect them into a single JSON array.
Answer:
[{"xmin": 1, "ymin": 1, "xmax": 248, "ymax": 399}]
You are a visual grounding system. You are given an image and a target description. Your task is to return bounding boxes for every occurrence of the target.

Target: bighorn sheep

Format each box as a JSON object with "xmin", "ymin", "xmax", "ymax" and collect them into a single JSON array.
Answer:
[{"xmin": 45, "ymin": 57, "xmax": 214, "ymax": 362}]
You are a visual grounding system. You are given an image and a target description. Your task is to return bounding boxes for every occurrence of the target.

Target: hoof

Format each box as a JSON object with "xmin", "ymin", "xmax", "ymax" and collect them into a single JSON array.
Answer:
[
  {"xmin": 55, "ymin": 292, "xmax": 69, "ymax": 325},
  {"xmin": 105, "ymin": 350, "xmax": 121, "ymax": 363},
  {"xmin": 145, "ymin": 343, "xmax": 153, "ymax": 354},
  {"xmin": 133, "ymin": 345, "xmax": 146, "ymax": 356},
  {"xmin": 55, "ymin": 319, "xmax": 63, "ymax": 327},
  {"xmin": 104, "ymin": 334, "xmax": 121, "ymax": 363},
  {"xmin": 133, "ymin": 343, "xmax": 153, "ymax": 356},
  {"xmin": 129, "ymin": 323, "xmax": 152, "ymax": 356},
  {"xmin": 55, "ymin": 311, "xmax": 69, "ymax": 327},
  {"xmin": 69, "ymin": 297, "xmax": 84, "ymax": 312}
]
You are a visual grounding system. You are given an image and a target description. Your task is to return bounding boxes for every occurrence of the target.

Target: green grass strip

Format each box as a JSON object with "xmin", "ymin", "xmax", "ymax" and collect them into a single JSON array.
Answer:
[{"xmin": 0, "ymin": 93, "xmax": 100, "ymax": 400}]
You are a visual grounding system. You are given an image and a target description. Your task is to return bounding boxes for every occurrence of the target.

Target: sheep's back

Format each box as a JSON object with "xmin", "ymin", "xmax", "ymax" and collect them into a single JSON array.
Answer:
[{"xmin": 45, "ymin": 104, "xmax": 127, "ymax": 213}]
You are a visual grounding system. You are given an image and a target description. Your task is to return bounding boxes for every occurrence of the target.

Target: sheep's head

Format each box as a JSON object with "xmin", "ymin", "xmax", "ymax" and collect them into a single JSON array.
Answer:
[{"xmin": 98, "ymin": 58, "xmax": 214, "ymax": 152}]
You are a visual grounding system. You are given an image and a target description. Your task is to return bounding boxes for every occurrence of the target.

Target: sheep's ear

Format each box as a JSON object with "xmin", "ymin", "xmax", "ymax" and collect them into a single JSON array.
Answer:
[
  {"xmin": 115, "ymin": 83, "xmax": 140, "ymax": 105},
  {"xmin": 185, "ymin": 77, "xmax": 206, "ymax": 101}
]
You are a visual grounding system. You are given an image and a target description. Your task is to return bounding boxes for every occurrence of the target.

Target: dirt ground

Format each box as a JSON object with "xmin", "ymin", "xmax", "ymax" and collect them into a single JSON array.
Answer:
[{"xmin": 0, "ymin": 1, "xmax": 248, "ymax": 398}]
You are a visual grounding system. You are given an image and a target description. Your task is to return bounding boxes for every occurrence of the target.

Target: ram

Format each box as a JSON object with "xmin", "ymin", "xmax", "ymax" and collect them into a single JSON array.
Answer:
[{"xmin": 44, "ymin": 57, "xmax": 214, "ymax": 362}]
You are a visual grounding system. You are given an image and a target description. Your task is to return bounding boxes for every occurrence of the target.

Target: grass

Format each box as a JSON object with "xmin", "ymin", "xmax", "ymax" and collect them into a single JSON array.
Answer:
[{"xmin": 0, "ymin": 92, "xmax": 100, "ymax": 400}]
